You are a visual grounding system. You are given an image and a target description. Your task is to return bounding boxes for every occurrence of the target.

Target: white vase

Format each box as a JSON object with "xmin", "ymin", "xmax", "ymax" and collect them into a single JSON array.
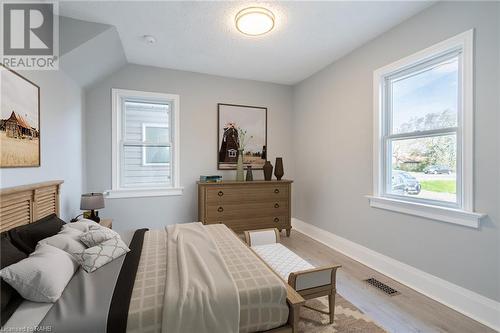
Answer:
[{"xmin": 236, "ymin": 148, "xmax": 244, "ymax": 181}]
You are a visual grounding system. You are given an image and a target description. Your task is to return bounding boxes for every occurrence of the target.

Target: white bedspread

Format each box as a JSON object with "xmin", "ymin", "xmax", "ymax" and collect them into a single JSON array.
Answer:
[{"xmin": 162, "ymin": 222, "xmax": 240, "ymax": 333}]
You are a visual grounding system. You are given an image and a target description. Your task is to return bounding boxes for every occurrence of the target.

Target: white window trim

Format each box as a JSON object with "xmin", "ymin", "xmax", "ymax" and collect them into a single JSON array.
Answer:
[
  {"xmin": 141, "ymin": 123, "xmax": 170, "ymax": 166},
  {"xmin": 108, "ymin": 89, "xmax": 182, "ymax": 199},
  {"xmin": 369, "ymin": 29, "xmax": 485, "ymax": 228}
]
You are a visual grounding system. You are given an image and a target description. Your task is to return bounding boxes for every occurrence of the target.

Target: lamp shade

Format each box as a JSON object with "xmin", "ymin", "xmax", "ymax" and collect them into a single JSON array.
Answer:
[{"xmin": 80, "ymin": 193, "xmax": 105, "ymax": 210}]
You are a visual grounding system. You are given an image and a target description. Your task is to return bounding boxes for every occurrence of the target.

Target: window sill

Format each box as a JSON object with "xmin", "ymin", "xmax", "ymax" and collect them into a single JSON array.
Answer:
[
  {"xmin": 105, "ymin": 187, "xmax": 183, "ymax": 199},
  {"xmin": 366, "ymin": 196, "xmax": 485, "ymax": 228}
]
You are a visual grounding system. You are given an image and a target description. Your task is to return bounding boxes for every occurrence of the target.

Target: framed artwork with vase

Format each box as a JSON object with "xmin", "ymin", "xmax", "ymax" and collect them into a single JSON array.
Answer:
[
  {"xmin": 0, "ymin": 65, "xmax": 40, "ymax": 168},
  {"xmin": 217, "ymin": 103, "xmax": 267, "ymax": 170}
]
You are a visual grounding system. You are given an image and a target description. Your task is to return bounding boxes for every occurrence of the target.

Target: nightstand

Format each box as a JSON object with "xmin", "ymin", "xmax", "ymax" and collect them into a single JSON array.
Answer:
[{"xmin": 99, "ymin": 218, "xmax": 113, "ymax": 229}]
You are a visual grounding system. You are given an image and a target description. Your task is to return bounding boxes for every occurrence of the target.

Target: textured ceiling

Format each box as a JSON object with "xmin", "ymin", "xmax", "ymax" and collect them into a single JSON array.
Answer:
[{"xmin": 60, "ymin": 1, "xmax": 433, "ymax": 85}]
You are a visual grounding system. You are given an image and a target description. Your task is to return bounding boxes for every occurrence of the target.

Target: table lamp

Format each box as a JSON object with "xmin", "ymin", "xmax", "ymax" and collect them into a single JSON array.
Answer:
[{"xmin": 80, "ymin": 193, "xmax": 105, "ymax": 222}]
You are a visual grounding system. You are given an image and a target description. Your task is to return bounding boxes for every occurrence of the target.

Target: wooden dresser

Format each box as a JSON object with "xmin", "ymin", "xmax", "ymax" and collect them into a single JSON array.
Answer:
[{"xmin": 198, "ymin": 180, "xmax": 292, "ymax": 236}]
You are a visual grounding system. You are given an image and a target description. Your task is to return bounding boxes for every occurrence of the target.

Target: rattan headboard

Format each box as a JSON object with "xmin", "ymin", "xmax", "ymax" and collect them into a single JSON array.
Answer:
[{"xmin": 0, "ymin": 180, "xmax": 63, "ymax": 233}]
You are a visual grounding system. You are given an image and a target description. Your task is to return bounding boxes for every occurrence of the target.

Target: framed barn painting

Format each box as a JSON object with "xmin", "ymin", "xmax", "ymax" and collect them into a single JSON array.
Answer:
[
  {"xmin": 218, "ymin": 103, "xmax": 267, "ymax": 170},
  {"xmin": 0, "ymin": 65, "xmax": 40, "ymax": 168}
]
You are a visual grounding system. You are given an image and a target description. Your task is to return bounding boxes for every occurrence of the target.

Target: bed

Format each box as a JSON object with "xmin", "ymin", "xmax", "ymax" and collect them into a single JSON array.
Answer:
[{"xmin": 0, "ymin": 181, "xmax": 304, "ymax": 333}]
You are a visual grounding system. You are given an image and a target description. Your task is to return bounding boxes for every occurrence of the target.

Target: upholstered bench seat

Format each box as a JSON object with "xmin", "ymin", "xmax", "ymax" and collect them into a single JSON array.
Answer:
[
  {"xmin": 245, "ymin": 228, "xmax": 341, "ymax": 325},
  {"xmin": 253, "ymin": 243, "xmax": 314, "ymax": 280}
]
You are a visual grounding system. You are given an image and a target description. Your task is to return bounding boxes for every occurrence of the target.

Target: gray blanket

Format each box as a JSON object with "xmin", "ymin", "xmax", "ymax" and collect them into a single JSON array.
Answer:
[{"xmin": 38, "ymin": 231, "xmax": 134, "ymax": 333}]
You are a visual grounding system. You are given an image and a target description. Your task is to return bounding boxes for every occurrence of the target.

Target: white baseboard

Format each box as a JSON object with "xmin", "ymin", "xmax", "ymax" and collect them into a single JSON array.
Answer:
[{"xmin": 291, "ymin": 218, "xmax": 500, "ymax": 331}]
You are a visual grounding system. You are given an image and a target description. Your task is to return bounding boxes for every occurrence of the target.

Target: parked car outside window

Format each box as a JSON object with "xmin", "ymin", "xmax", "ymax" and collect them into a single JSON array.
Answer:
[
  {"xmin": 423, "ymin": 165, "xmax": 453, "ymax": 175},
  {"xmin": 392, "ymin": 170, "xmax": 421, "ymax": 195}
]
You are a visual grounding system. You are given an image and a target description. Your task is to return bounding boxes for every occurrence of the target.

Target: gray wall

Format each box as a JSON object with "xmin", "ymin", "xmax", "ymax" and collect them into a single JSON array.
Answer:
[
  {"xmin": 292, "ymin": 2, "xmax": 500, "ymax": 301},
  {"xmin": 0, "ymin": 70, "xmax": 83, "ymax": 221},
  {"xmin": 85, "ymin": 64, "xmax": 294, "ymax": 231}
]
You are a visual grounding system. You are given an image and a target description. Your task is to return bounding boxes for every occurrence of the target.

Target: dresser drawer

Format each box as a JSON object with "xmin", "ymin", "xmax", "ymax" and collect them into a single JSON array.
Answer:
[
  {"xmin": 206, "ymin": 185, "xmax": 288, "ymax": 204},
  {"xmin": 198, "ymin": 180, "xmax": 293, "ymax": 236},
  {"xmin": 206, "ymin": 201, "xmax": 288, "ymax": 220},
  {"xmin": 205, "ymin": 215, "xmax": 289, "ymax": 233}
]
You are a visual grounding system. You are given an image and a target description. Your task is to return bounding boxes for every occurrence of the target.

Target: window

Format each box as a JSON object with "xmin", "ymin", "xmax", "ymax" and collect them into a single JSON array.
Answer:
[
  {"xmin": 387, "ymin": 53, "xmax": 459, "ymax": 205},
  {"xmin": 109, "ymin": 89, "xmax": 182, "ymax": 198},
  {"xmin": 142, "ymin": 123, "xmax": 169, "ymax": 166},
  {"xmin": 370, "ymin": 30, "xmax": 484, "ymax": 228}
]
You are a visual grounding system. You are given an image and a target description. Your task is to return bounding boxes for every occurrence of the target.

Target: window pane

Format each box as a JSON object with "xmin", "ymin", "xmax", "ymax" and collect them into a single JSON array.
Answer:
[
  {"xmin": 391, "ymin": 56, "xmax": 458, "ymax": 134},
  {"xmin": 145, "ymin": 126, "xmax": 169, "ymax": 143},
  {"xmin": 388, "ymin": 134, "xmax": 457, "ymax": 203},
  {"xmin": 123, "ymin": 101, "xmax": 169, "ymax": 142},
  {"xmin": 121, "ymin": 145, "xmax": 171, "ymax": 187},
  {"xmin": 144, "ymin": 146, "xmax": 170, "ymax": 164}
]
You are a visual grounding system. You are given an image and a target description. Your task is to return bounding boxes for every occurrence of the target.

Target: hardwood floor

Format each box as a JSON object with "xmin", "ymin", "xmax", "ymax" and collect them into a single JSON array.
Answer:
[{"xmin": 280, "ymin": 230, "xmax": 494, "ymax": 333}]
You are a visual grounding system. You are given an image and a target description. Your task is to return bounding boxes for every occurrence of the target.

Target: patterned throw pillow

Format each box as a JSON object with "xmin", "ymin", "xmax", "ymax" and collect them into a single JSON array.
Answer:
[
  {"xmin": 72, "ymin": 237, "xmax": 130, "ymax": 273},
  {"xmin": 80, "ymin": 225, "xmax": 119, "ymax": 247}
]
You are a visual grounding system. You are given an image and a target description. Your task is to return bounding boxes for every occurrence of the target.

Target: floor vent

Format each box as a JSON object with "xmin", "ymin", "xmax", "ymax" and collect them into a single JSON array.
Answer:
[{"xmin": 364, "ymin": 278, "xmax": 399, "ymax": 296}]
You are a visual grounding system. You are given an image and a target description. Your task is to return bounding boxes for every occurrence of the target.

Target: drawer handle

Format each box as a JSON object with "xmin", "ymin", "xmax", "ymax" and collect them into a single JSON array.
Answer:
[
  {"xmin": 274, "ymin": 203, "xmax": 280, "ymax": 208},
  {"xmin": 274, "ymin": 188, "xmax": 280, "ymax": 194},
  {"xmin": 274, "ymin": 217, "xmax": 280, "ymax": 223},
  {"xmin": 218, "ymin": 191, "xmax": 224, "ymax": 197},
  {"xmin": 217, "ymin": 206, "xmax": 224, "ymax": 212}
]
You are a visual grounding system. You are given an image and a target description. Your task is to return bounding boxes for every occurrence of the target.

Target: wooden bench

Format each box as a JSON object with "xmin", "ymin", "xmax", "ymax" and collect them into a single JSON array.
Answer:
[{"xmin": 244, "ymin": 228, "xmax": 341, "ymax": 324}]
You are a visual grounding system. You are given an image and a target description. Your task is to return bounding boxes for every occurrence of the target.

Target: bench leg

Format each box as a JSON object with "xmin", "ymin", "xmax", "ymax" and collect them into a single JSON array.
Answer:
[
  {"xmin": 286, "ymin": 228, "xmax": 291, "ymax": 237},
  {"xmin": 328, "ymin": 292, "xmax": 336, "ymax": 324},
  {"xmin": 290, "ymin": 303, "xmax": 300, "ymax": 333}
]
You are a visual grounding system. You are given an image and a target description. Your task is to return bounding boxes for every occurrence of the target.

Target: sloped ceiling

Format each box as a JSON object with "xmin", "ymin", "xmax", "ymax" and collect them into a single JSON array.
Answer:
[{"xmin": 59, "ymin": 16, "xmax": 127, "ymax": 87}]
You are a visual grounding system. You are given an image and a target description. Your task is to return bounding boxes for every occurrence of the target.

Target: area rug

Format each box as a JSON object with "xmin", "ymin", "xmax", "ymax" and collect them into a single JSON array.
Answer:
[{"xmin": 298, "ymin": 295, "xmax": 387, "ymax": 333}]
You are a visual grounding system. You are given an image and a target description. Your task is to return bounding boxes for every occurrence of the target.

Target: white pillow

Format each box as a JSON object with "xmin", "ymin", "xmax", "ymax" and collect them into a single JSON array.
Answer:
[
  {"xmin": 0, "ymin": 244, "xmax": 78, "ymax": 302},
  {"xmin": 80, "ymin": 225, "xmax": 119, "ymax": 247},
  {"xmin": 38, "ymin": 227, "xmax": 87, "ymax": 254},
  {"xmin": 64, "ymin": 219, "xmax": 98, "ymax": 232},
  {"xmin": 72, "ymin": 237, "xmax": 130, "ymax": 273}
]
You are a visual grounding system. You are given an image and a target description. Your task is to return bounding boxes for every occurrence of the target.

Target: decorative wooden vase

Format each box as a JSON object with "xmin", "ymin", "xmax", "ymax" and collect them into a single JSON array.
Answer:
[
  {"xmin": 274, "ymin": 157, "xmax": 284, "ymax": 180},
  {"xmin": 236, "ymin": 149, "xmax": 244, "ymax": 181},
  {"xmin": 246, "ymin": 165, "xmax": 253, "ymax": 181},
  {"xmin": 263, "ymin": 161, "xmax": 273, "ymax": 181}
]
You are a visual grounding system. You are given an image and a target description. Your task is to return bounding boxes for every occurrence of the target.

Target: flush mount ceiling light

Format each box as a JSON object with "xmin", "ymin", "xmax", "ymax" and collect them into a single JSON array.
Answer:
[{"xmin": 235, "ymin": 7, "xmax": 275, "ymax": 36}]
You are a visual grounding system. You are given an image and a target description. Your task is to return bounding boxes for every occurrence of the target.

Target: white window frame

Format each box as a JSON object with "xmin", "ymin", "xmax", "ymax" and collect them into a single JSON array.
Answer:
[
  {"xmin": 368, "ymin": 29, "xmax": 485, "ymax": 228},
  {"xmin": 108, "ymin": 89, "xmax": 182, "ymax": 198},
  {"xmin": 141, "ymin": 123, "xmax": 169, "ymax": 166},
  {"xmin": 383, "ymin": 51, "xmax": 462, "ymax": 209}
]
